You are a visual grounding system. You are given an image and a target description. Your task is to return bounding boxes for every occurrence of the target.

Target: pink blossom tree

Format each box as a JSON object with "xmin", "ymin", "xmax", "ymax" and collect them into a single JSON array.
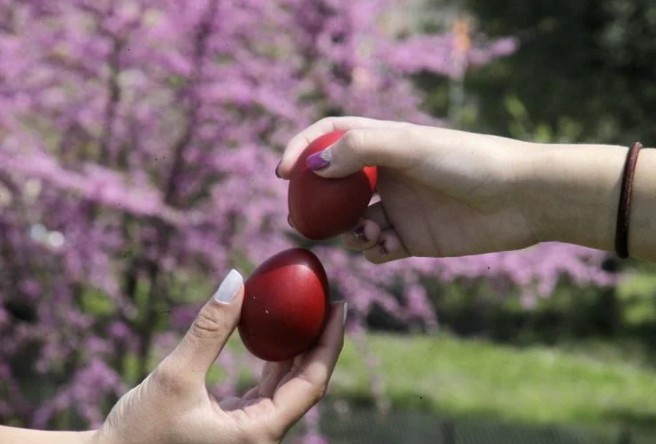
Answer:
[{"xmin": 0, "ymin": 0, "xmax": 612, "ymax": 435}]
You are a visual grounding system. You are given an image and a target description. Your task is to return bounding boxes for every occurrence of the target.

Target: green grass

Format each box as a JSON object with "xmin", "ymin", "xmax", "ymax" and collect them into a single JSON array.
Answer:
[
  {"xmin": 617, "ymin": 266, "xmax": 656, "ymax": 326},
  {"xmin": 329, "ymin": 332, "xmax": 656, "ymax": 428}
]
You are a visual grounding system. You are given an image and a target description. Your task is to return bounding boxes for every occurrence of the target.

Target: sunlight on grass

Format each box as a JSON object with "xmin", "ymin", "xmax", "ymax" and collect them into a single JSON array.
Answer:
[{"xmin": 331, "ymin": 332, "xmax": 656, "ymax": 427}]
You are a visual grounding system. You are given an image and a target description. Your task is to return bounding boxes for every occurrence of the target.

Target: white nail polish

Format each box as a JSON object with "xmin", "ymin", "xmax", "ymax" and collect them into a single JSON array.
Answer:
[
  {"xmin": 343, "ymin": 302, "xmax": 348, "ymax": 325},
  {"xmin": 213, "ymin": 269, "xmax": 243, "ymax": 304},
  {"xmin": 320, "ymin": 147, "xmax": 333, "ymax": 162}
]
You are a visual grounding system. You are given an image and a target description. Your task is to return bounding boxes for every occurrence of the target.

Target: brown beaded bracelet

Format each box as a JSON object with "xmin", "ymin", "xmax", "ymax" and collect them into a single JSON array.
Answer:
[{"xmin": 615, "ymin": 141, "xmax": 643, "ymax": 258}]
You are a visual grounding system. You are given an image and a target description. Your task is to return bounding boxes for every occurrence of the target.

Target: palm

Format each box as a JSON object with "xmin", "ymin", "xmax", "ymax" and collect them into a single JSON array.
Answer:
[
  {"xmin": 218, "ymin": 360, "xmax": 296, "ymax": 417},
  {"xmin": 376, "ymin": 169, "xmax": 535, "ymax": 258},
  {"xmin": 104, "ymin": 361, "xmax": 301, "ymax": 444}
]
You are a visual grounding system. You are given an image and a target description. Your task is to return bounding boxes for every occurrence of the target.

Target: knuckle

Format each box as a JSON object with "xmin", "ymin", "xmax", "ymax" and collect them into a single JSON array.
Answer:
[
  {"xmin": 190, "ymin": 308, "xmax": 227, "ymax": 340},
  {"xmin": 309, "ymin": 384, "xmax": 328, "ymax": 404},
  {"xmin": 151, "ymin": 362, "xmax": 186, "ymax": 396},
  {"xmin": 342, "ymin": 129, "xmax": 365, "ymax": 151},
  {"xmin": 301, "ymin": 374, "xmax": 328, "ymax": 404},
  {"xmin": 341, "ymin": 130, "xmax": 370, "ymax": 166},
  {"xmin": 317, "ymin": 116, "xmax": 335, "ymax": 126}
]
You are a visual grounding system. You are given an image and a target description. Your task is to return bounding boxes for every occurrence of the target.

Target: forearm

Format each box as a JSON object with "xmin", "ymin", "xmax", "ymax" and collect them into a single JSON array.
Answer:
[
  {"xmin": 520, "ymin": 142, "xmax": 625, "ymax": 251},
  {"xmin": 520, "ymin": 141, "xmax": 656, "ymax": 260},
  {"xmin": 0, "ymin": 425, "xmax": 98, "ymax": 444}
]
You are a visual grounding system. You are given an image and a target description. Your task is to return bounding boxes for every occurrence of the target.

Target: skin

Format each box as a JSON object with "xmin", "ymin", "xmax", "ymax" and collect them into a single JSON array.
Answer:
[
  {"xmin": 278, "ymin": 116, "xmax": 656, "ymax": 262},
  {"xmin": 1, "ymin": 276, "xmax": 346, "ymax": 444}
]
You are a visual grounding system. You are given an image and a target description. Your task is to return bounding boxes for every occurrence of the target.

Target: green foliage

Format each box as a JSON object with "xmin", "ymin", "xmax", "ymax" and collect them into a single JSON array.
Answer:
[
  {"xmin": 329, "ymin": 332, "xmax": 656, "ymax": 429},
  {"xmin": 420, "ymin": 277, "xmax": 623, "ymax": 345},
  {"xmin": 616, "ymin": 264, "xmax": 656, "ymax": 330},
  {"xmin": 81, "ymin": 289, "xmax": 115, "ymax": 317},
  {"xmin": 452, "ymin": 0, "xmax": 656, "ymax": 144},
  {"xmin": 503, "ymin": 95, "xmax": 584, "ymax": 143}
]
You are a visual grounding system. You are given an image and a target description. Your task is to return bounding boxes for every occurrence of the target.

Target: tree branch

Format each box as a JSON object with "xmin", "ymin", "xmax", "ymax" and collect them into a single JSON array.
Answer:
[
  {"xmin": 99, "ymin": 36, "xmax": 124, "ymax": 166},
  {"xmin": 163, "ymin": 0, "xmax": 220, "ymax": 206}
]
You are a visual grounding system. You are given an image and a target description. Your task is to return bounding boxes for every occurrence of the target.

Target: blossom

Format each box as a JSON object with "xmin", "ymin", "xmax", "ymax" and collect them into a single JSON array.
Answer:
[{"xmin": 0, "ymin": 1, "xmax": 609, "ymax": 440}]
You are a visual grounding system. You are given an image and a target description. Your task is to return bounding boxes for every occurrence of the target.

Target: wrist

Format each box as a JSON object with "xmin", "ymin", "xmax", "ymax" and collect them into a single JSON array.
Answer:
[
  {"xmin": 0, "ymin": 426, "xmax": 98, "ymax": 444},
  {"xmin": 518, "ymin": 142, "xmax": 627, "ymax": 251}
]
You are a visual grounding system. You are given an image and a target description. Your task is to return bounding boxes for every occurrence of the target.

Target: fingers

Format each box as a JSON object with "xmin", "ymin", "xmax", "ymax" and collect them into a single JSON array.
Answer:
[
  {"xmin": 241, "ymin": 361, "xmax": 294, "ymax": 401},
  {"xmin": 342, "ymin": 206, "xmax": 410, "ymax": 264},
  {"xmin": 344, "ymin": 224, "xmax": 410, "ymax": 263},
  {"xmin": 159, "ymin": 269, "xmax": 244, "ymax": 385},
  {"xmin": 363, "ymin": 229, "xmax": 410, "ymax": 264},
  {"xmin": 249, "ymin": 361, "xmax": 294, "ymax": 400},
  {"xmin": 341, "ymin": 201, "xmax": 394, "ymax": 250},
  {"xmin": 341, "ymin": 201, "xmax": 396, "ymax": 251},
  {"xmin": 271, "ymin": 302, "xmax": 346, "ymax": 425},
  {"xmin": 278, "ymin": 116, "xmax": 413, "ymax": 179},
  {"xmin": 341, "ymin": 218, "xmax": 382, "ymax": 251}
]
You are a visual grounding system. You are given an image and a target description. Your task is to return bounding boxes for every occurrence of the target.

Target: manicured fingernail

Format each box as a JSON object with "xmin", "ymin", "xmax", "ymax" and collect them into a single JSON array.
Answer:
[
  {"xmin": 343, "ymin": 302, "xmax": 348, "ymax": 325},
  {"xmin": 287, "ymin": 214, "xmax": 295, "ymax": 228},
  {"xmin": 354, "ymin": 224, "xmax": 368, "ymax": 243},
  {"xmin": 275, "ymin": 161, "xmax": 282, "ymax": 178},
  {"xmin": 306, "ymin": 147, "xmax": 332, "ymax": 171},
  {"xmin": 213, "ymin": 269, "xmax": 243, "ymax": 304}
]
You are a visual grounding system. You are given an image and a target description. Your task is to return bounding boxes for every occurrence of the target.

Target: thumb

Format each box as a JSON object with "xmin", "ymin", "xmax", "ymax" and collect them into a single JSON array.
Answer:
[
  {"xmin": 163, "ymin": 269, "xmax": 244, "ymax": 383},
  {"xmin": 306, "ymin": 127, "xmax": 422, "ymax": 178}
]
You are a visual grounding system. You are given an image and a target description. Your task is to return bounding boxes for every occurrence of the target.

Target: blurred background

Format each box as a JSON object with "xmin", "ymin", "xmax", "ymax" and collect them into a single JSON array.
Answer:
[{"xmin": 1, "ymin": 0, "xmax": 655, "ymax": 442}]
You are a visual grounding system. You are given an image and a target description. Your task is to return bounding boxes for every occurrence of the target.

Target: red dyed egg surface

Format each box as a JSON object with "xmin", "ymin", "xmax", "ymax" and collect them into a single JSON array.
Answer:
[
  {"xmin": 288, "ymin": 130, "xmax": 377, "ymax": 240},
  {"xmin": 238, "ymin": 248, "xmax": 329, "ymax": 361}
]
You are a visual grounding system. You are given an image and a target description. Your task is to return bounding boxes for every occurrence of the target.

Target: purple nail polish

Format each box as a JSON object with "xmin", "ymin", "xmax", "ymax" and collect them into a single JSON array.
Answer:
[
  {"xmin": 306, "ymin": 148, "xmax": 332, "ymax": 171},
  {"xmin": 275, "ymin": 161, "xmax": 282, "ymax": 178}
]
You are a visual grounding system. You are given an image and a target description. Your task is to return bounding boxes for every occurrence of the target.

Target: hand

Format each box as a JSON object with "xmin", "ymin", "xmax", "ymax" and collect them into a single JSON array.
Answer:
[
  {"xmin": 94, "ymin": 270, "xmax": 346, "ymax": 444},
  {"xmin": 278, "ymin": 116, "xmax": 538, "ymax": 262}
]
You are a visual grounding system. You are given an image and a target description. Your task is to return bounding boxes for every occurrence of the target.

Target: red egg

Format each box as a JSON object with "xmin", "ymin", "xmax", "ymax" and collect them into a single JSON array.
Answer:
[
  {"xmin": 288, "ymin": 130, "xmax": 378, "ymax": 240},
  {"xmin": 238, "ymin": 248, "xmax": 330, "ymax": 362}
]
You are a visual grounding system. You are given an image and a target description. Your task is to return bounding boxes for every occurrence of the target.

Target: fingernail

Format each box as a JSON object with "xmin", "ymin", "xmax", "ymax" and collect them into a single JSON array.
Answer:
[
  {"xmin": 213, "ymin": 269, "xmax": 243, "ymax": 304},
  {"xmin": 343, "ymin": 302, "xmax": 348, "ymax": 325},
  {"xmin": 306, "ymin": 147, "xmax": 332, "ymax": 171},
  {"xmin": 354, "ymin": 224, "xmax": 368, "ymax": 243},
  {"xmin": 287, "ymin": 214, "xmax": 295, "ymax": 228},
  {"xmin": 274, "ymin": 161, "xmax": 282, "ymax": 178}
]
